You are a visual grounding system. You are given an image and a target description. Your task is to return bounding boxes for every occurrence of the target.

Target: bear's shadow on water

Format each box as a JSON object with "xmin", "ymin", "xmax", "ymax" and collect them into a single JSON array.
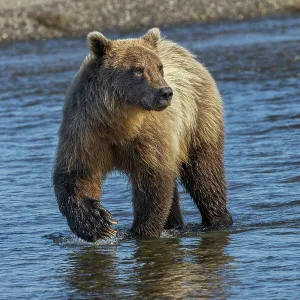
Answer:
[{"xmin": 46, "ymin": 227, "xmax": 235, "ymax": 299}]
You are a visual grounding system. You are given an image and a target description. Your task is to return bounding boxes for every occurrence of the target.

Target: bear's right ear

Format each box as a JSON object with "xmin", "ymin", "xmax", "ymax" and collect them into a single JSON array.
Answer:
[{"xmin": 87, "ymin": 31, "xmax": 112, "ymax": 57}]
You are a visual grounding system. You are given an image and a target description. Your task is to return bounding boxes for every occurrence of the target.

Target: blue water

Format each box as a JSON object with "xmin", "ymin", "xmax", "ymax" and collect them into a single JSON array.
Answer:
[{"xmin": 1, "ymin": 15, "xmax": 300, "ymax": 299}]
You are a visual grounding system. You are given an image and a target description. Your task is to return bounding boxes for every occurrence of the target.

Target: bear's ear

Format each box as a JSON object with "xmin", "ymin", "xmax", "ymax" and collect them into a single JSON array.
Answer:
[
  {"xmin": 87, "ymin": 31, "xmax": 112, "ymax": 57},
  {"xmin": 143, "ymin": 28, "xmax": 161, "ymax": 48}
]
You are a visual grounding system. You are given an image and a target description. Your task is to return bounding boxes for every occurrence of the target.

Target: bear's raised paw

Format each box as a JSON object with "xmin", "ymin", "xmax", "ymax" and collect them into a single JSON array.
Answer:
[{"xmin": 66, "ymin": 197, "xmax": 117, "ymax": 242}]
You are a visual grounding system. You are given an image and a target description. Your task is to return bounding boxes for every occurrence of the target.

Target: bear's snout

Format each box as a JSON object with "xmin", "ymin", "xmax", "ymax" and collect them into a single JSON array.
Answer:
[
  {"xmin": 158, "ymin": 87, "xmax": 173, "ymax": 101},
  {"xmin": 154, "ymin": 87, "xmax": 173, "ymax": 110}
]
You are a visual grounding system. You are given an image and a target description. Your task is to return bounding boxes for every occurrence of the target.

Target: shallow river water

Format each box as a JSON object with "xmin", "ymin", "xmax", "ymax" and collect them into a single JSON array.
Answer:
[{"xmin": 1, "ymin": 15, "xmax": 300, "ymax": 299}]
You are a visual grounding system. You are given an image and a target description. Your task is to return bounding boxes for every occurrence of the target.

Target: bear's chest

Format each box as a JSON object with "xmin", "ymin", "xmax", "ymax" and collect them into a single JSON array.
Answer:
[{"xmin": 110, "ymin": 141, "xmax": 138, "ymax": 173}]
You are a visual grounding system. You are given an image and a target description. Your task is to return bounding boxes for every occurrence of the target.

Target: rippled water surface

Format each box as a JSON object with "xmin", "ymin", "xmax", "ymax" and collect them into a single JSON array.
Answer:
[{"xmin": 1, "ymin": 16, "xmax": 300, "ymax": 299}]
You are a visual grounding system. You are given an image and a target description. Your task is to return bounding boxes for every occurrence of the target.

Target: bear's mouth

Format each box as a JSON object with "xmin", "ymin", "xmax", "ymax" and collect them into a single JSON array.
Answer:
[
  {"xmin": 137, "ymin": 95, "xmax": 171, "ymax": 111},
  {"xmin": 152, "ymin": 99, "xmax": 171, "ymax": 111}
]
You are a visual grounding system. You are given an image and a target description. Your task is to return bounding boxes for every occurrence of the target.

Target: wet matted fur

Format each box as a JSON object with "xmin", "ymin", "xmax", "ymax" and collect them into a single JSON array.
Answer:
[{"xmin": 53, "ymin": 28, "xmax": 232, "ymax": 242}]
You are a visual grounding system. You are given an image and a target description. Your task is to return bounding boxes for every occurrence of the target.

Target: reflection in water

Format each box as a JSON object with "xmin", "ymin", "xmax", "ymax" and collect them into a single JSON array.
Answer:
[
  {"xmin": 134, "ymin": 232, "xmax": 233, "ymax": 299},
  {"xmin": 64, "ymin": 232, "xmax": 234, "ymax": 299},
  {"xmin": 65, "ymin": 246, "xmax": 121, "ymax": 299}
]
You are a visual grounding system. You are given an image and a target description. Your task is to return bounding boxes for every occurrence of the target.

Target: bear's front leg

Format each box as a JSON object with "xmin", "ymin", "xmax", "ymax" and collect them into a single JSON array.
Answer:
[
  {"xmin": 53, "ymin": 171, "xmax": 117, "ymax": 242},
  {"xmin": 131, "ymin": 170, "xmax": 175, "ymax": 237}
]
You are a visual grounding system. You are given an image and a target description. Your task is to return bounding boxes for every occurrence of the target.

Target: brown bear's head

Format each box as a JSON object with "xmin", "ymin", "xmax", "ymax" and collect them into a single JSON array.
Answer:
[{"xmin": 87, "ymin": 28, "xmax": 173, "ymax": 111}]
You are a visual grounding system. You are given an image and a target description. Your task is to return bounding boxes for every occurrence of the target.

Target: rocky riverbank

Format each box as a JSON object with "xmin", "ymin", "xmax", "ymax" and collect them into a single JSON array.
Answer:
[{"xmin": 0, "ymin": 0, "xmax": 299, "ymax": 44}]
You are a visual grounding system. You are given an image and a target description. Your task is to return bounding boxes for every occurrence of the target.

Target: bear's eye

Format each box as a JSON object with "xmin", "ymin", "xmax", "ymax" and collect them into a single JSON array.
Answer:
[{"xmin": 133, "ymin": 67, "xmax": 144, "ymax": 77}]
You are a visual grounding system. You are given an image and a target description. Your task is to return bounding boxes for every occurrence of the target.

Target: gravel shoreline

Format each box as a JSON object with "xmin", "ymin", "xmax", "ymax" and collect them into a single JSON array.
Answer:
[{"xmin": 0, "ymin": 0, "xmax": 299, "ymax": 44}]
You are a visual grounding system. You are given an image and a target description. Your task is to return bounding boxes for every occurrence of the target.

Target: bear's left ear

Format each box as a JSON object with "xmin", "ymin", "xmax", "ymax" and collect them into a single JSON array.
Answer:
[
  {"xmin": 87, "ymin": 31, "xmax": 112, "ymax": 57},
  {"xmin": 143, "ymin": 28, "xmax": 161, "ymax": 48}
]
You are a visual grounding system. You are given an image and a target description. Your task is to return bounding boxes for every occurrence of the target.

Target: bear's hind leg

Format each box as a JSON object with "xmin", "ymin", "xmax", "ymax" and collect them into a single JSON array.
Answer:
[
  {"xmin": 164, "ymin": 184, "xmax": 184, "ymax": 229},
  {"xmin": 180, "ymin": 145, "xmax": 232, "ymax": 229}
]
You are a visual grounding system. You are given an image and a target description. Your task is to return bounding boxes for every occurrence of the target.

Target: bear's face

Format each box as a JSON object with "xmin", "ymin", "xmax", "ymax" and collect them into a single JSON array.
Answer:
[{"xmin": 88, "ymin": 28, "xmax": 173, "ymax": 111}]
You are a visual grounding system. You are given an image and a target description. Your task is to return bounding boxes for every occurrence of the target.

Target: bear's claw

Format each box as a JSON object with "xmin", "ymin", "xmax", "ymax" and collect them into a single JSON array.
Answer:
[{"xmin": 66, "ymin": 197, "xmax": 117, "ymax": 242}]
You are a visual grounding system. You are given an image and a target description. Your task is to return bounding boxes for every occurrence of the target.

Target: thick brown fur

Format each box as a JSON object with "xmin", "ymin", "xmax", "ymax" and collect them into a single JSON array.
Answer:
[{"xmin": 53, "ymin": 28, "xmax": 232, "ymax": 242}]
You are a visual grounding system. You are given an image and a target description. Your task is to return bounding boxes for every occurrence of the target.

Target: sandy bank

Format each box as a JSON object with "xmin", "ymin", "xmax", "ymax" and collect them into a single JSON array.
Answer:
[{"xmin": 0, "ymin": 0, "xmax": 299, "ymax": 44}]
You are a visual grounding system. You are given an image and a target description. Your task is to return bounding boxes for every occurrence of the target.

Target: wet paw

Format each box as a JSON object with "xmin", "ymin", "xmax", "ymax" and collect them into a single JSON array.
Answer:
[
  {"xmin": 130, "ymin": 224, "xmax": 161, "ymax": 238},
  {"xmin": 66, "ymin": 197, "xmax": 117, "ymax": 242},
  {"xmin": 202, "ymin": 211, "xmax": 233, "ymax": 230},
  {"xmin": 164, "ymin": 217, "xmax": 184, "ymax": 230}
]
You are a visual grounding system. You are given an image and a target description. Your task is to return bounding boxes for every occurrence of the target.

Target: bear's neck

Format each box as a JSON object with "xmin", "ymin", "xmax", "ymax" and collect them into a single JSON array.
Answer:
[{"xmin": 101, "ymin": 103, "xmax": 147, "ymax": 143}]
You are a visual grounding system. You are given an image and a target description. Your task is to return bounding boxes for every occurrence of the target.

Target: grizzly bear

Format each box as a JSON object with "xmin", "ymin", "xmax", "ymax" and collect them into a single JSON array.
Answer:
[{"xmin": 53, "ymin": 28, "xmax": 232, "ymax": 242}]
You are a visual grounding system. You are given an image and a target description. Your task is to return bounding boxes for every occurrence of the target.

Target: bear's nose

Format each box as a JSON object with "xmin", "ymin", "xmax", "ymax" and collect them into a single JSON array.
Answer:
[
  {"xmin": 154, "ymin": 87, "xmax": 173, "ymax": 111},
  {"xmin": 158, "ymin": 87, "xmax": 173, "ymax": 101}
]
